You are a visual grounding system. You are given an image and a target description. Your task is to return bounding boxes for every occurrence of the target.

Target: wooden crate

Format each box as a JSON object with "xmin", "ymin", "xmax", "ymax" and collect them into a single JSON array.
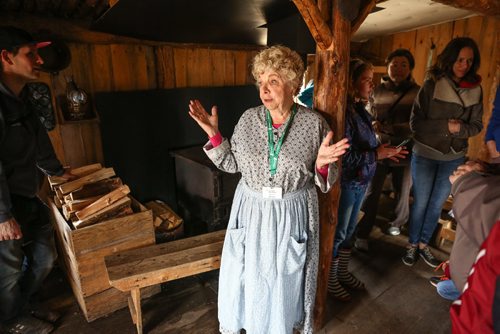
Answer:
[
  {"xmin": 49, "ymin": 197, "xmax": 160, "ymax": 322},
  {"xmin": 436, "ymin": 219, "xmax": 456, "ymax": 248}
]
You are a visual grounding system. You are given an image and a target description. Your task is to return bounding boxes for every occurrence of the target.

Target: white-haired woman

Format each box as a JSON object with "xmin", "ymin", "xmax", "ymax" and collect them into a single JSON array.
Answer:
[{"xmin": 189, "ymin": 45, "xmax": 349, "ymax": 334}]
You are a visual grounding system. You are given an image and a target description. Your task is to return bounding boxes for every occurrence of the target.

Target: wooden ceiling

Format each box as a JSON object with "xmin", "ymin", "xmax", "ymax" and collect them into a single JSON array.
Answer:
[
  {"xmin": 0, "ymin": 0, "xmax": 497, "ymax": 45},
  {"xmin": 0, "ymin": 0, "xmax": 112, "ymax": 20}
]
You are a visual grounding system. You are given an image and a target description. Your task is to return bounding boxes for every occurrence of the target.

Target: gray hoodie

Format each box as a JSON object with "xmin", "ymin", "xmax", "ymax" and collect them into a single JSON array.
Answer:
[{"xmin": 449, "ymin": 166, "xmax": 500, "ymax": 292}]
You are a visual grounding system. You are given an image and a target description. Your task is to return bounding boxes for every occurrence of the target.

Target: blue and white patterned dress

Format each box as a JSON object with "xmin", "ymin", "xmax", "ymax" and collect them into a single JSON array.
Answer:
[{"xmin": 204, "ymin": 104, "xmax": 338, "ymax": 334}]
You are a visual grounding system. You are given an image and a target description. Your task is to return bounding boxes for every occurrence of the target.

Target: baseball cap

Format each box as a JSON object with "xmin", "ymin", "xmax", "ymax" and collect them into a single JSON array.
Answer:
[{"xmin": 0, "ymin": 26, "xmax": 51, "ymax": 51}]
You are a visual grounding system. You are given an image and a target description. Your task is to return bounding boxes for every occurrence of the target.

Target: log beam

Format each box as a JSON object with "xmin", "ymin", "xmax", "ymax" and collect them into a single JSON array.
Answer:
[
  {"xmin": 351, "ymin": 0, "xmax": 377, "ymax": 34},
  {"xmin": 292, "ymin": 0, "xmax": 333, "ymax": 50},
  {"xmin": 313, "ymin": 0, "xmax": 351, "ymax": 330},
  {"xmin": 432, "ymin": 0, "xmax": 500, "ymax": 16}
]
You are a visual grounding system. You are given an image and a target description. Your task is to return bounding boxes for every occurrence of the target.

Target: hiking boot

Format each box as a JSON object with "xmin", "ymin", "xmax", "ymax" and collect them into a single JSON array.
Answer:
[
  {"xmin": 3, "ymin": 315, "xmax": 53, "ymax": 334},
  {"xmin": 429, "ymin": 275, "xmax": 449, "ymax": 287},
  {"xmin": 386, "ymin": 226, "xmax": 401, "ymax": 236},
  {"xmin": 354, "ymin": 238, "xmax": 369, "ymax": 252},
  {"xmin": 419, "ymin": 246, "xmax": 440, "ymax": 268},
  {"xmin": 402, "ymin": 246, "xmax": 418, "ymax": 266}
]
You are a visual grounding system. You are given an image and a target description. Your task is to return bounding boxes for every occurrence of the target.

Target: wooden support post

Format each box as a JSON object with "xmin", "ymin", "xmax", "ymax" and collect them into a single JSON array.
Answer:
[
  {"xmin": 312, "ymin": 0, "xmax": 351, "ymax": 330},
  {"xmin": 128, "ymin": 288, "xmax": 143, "ymax": 334},
  {"xmin": 351, "ymin": 0, "xmax": 376, "ymax": 34},
  {"xmin": 431, "ymin": 0, "xmax": 500, "ymax": 16},
  {"xmin": 292, "ymin": 0, "xmax": 333, "ymax": 50}
]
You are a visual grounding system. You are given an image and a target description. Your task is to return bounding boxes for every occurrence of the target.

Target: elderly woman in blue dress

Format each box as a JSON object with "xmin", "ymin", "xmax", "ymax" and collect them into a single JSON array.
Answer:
[{"xmin": 188, "ymin": 45, "xmax": 350, "ymax": 334}]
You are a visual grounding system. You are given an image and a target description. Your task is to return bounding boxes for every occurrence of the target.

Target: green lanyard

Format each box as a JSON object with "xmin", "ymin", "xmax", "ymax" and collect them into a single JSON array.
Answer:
[{"xmin": 266, "ymin": 104, "xmax": 296, "ymax": 176}]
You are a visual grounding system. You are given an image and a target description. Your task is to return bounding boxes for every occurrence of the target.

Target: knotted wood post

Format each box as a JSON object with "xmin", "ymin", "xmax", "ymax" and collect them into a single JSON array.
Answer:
[
  {"xmin": 312, "ymin": 0, "xmax": 350, "ymax": 329},
  {"xmin": 293, "ymin": 0, "xmax": 375, "ymax": 330}
]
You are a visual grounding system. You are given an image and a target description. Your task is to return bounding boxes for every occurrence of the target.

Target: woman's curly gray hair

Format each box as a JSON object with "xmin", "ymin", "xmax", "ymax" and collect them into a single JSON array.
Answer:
[{"xmin": 251, "ymin": 45, "xmax": 305, "ymax": 94}]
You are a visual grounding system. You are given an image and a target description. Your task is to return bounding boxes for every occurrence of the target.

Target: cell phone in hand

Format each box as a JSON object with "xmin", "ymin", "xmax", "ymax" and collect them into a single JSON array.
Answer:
[{"xmin": 395, "ymin": 138, "xmax": 411, "ymax": 148}]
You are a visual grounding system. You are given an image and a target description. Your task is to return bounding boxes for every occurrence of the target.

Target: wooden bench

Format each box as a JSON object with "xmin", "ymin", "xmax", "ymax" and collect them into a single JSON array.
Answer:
[{"xmin": 105, "ymin": 229, "xmax": 226, "ymax": 334}]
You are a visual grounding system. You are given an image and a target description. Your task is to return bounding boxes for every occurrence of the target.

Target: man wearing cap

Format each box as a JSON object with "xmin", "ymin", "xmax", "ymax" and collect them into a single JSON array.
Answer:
[{"xmin": 0, "ymin": 26, "xmax": 74, "ymax": 333}]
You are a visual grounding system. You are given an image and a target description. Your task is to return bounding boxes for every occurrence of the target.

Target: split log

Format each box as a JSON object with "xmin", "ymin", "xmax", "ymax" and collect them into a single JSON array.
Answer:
[
  {"xmin": 68, "ymin": 178, "xmax": 123, "ymax": 201},
  {"xmin": 67, "ymin": 196, "xmax": 103, "ymax": 212},
  {"xmin": 48, "ymin": 175, "xmax": 68, "ymax": 190},
  {"xmin": 54, "ymin": 195, "xmax": 62, "ymax": 209},
  {"xmin": 144, "ymin": 201, "xmax": 183, "ymax": 230},
  {"xmin": 73, "ymin": 196, "xmax": 132, "ymax": 229},
  {"xmin": 62, "ymin": 204, "xmax": 78, "ymax": 221},
  {"xmin": 75, "ymin": 185, "xmax": 131, "ymax": 221},
  {"xmin": 55, "ymin": 187, "xmax": 64, "ymax": 202},
  {"xmin": 58, "ymin": 168, "xmax": 116, "ymax": 195},
  {"xmin": 70, "ymin": 163, "xmax": 103, "ymax": 178}
]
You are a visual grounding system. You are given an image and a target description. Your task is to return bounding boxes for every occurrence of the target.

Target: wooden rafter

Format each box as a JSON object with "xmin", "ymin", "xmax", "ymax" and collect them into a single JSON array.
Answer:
[
  {"xmin": 351, "ymin": 0, "xmax": 376, "ymax": 34},
  {"xmin": 432, "ymin": 0, "xmax": 500, "ymax": 16},
  {"xmin": 292, "ymin": 0, "xmax": 333, "ymax": 50}
]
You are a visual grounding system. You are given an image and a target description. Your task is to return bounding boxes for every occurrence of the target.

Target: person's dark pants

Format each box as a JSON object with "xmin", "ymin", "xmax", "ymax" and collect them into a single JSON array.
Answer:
[
  {"xmin": 0, "ymin": 195, "xmax": 57, "ymax": 322},
  {"xmin": 357, "ymin": 162, "xmax": 412, "ymax": 239}
]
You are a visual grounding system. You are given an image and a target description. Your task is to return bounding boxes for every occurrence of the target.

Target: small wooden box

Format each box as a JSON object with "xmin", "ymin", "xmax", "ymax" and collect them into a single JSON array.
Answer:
[{"xmin": 49, "ymin": 198, "xmax": 160, "ymax": 322}]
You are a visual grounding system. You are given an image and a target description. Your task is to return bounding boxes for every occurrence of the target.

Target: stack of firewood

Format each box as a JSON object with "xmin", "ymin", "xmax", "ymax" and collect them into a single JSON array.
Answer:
[
  {"xmin": 49, "ymin": 163, "xmax": 133, "ymax": 229},
  {"xmin": 144, "ymin": 200, "xmax": 183, "ymax": 232}
]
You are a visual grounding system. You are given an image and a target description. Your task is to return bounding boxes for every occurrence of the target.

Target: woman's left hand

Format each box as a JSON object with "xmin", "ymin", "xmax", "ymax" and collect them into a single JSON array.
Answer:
[{"xmin": 315, "ymin": 131, "xmax": 350, "ymax": 169}]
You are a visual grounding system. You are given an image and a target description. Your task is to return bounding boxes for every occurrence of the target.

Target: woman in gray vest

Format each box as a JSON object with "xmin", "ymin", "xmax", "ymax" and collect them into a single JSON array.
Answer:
[{"xmin": 402, "ymin": 37, "xmax": 483, "ymax": 268}]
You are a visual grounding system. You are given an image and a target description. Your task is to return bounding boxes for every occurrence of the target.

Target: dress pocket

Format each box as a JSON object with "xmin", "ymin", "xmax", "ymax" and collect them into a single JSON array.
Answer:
[
  {"xmin": 285, "ymin": 236, "xmax": 307, "ymax": 275},
  {"xmin": 223, "ymin": 227, "xmax": 246, "ymax": 262},
  {"xmin": 218, "ymin": 227, "xmax": 246, "ymax": 329}
]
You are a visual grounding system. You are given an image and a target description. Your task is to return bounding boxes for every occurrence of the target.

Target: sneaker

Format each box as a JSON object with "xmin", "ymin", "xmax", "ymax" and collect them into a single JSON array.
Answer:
[
  {"xmin": 3, "ymin": 315, "xmax": 53, "ymax": 334},
  {"xmin": 386, "ymin": 226, "xmax": 401, "ymax": 236},
  {"xmin": 402, "ymin": 246, "xmax": 418, "ymax": 266},
  {"xmin": 419, "ymin": 246, "xmax": 441, "ymax": 268},
  {"xmin": 354, "ymin": 238, "xmax": 369, "ymax": 252},
  {"xmin": 429, "ymin": 275, "xmax": 449, "ymax": 287}
]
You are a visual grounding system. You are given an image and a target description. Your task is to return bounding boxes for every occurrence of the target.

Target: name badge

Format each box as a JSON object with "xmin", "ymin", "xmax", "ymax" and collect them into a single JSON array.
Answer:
[{"xmin": 262, "ymin": 186, "xmax": 283, "ymax": 199}]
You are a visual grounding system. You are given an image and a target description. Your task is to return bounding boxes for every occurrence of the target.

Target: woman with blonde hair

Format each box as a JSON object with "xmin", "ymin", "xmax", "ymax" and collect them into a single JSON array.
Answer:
[{"xmin": 189, "ymin": 45, "xmax": 349, "ymax": 334}]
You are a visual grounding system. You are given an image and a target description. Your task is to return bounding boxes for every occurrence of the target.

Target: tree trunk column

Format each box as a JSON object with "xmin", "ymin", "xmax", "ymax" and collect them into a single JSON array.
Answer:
[{"xmin": 313, "ymin": 0, "xmax": 351, "ymax": 330}]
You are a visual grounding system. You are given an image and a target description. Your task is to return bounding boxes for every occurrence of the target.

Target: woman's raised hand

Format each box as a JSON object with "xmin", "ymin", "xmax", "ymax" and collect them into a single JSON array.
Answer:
[
  {"xmin": 188, "ymin": 99, "xmax": 219, "ymax": 137},
  {"xmin": 376, "ymin": 143, "xmax": 408, "ymax": 162},
  {"xmin": 316, "ymin": 131, "xmax": 350, "ymax": 169}
]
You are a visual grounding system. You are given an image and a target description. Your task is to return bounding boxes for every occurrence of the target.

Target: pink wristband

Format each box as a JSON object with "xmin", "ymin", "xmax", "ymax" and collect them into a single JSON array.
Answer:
[
  {"xmin": 317, "ymin": 165, "xmax": 329, "ymax": 180},
  {"xmin": 209, "ymin": 132, "xmax": 223, "ymax": 148}
]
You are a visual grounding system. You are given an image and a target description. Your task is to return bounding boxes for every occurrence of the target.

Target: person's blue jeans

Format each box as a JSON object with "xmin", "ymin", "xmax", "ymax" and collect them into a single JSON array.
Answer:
[
  {"xmin": 0, "ymin": 195, "xmax": 57, "ymax": 322},
  {"xmin": 333, "ymin": 184, "xmax": 368, "ymax": 257},
  {"xmin": 408, "ymin": 154, "xmax": 464, "ymax": 245},
  {"xmin": 436, "ymin": 279, "xmax": 461, "ymax": 301}
]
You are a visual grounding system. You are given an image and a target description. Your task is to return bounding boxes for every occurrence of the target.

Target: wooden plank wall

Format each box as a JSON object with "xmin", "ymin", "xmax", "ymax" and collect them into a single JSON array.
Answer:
[
  {"xmin": 39, "ymin": 43, "xmax": 259, "ymax": 168},
  {"xmin": 358, "ymin": 15, "xmax": 499, "ymax": 160}
]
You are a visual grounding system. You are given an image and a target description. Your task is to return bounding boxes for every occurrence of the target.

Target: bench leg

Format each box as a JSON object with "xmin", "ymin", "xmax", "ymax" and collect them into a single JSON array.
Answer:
[{"xmin": 127, "ymin": 288, "xmax": 143, "ymax": 334}]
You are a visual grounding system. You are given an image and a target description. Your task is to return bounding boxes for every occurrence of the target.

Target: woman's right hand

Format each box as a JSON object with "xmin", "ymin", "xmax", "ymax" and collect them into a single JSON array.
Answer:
[
  {"xmin": 376, "ymin": 143, "xmax": 408, "ymax": 162},
  {"xmin": 188, "ymin": 99, "xmax": 219, "ymax": 137}
]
